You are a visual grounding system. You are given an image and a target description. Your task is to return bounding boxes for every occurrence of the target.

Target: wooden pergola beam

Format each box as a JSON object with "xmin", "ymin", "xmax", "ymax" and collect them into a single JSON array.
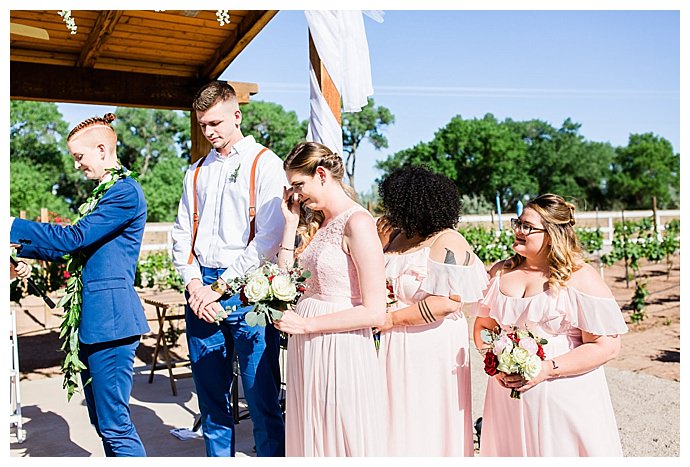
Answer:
[
  {"xmin": 11, "ymin": 61, "xmax": 258, "ymax": 109},
  {"xmin": 201, "ymin": 10, "xmax": 278, "ymax": 79},
  {"xmin": 308, "ymin": 32, "xmax": 341, "ymax": 124},
  {"xmin": 76, "ymin": 10, "xmax": 124, "ymax": 68}
]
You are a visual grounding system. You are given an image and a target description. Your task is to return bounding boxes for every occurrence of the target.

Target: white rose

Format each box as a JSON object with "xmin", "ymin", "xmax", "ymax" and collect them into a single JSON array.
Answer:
[
  {"xmin": 246, "ymin": 268, "xmax": 265, "ymax": 281},
  {"xmin": 523, "ymin": 355, "xmax": 543, "ymax": 380},
  {"xmin": 511, "ymin": 347, "xmax": 531, "ymax": 366},
  {"xmin": 244, "ymin": 275, "xmax": 271, "ymax": 302},
  {"xmin": 516, "ymin": 329, "xmax": 530, "ymax": 340},
  {"xmin": 271, "ymin": 274, "xmax": 297, "ymax": 302},
  {"xmin": 497, "ymin": 351, "xmax": 518, "ymax": 374}
]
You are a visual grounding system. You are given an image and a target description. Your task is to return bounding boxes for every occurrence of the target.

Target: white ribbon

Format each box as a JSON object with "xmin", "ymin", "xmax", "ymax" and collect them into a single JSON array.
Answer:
[{"xmin": 304, "ymin": 10, "xmax": 378, "ymax": 156}]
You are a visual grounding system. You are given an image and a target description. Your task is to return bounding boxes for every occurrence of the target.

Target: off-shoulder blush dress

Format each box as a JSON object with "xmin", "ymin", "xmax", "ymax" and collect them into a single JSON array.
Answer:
[
  {"xmin": 379, "ymin": 247, "xmax": 488, "ymax": 456},
  {"xmin": 476, "ymin": 272, "xmax": 628, "ymax": 456}
]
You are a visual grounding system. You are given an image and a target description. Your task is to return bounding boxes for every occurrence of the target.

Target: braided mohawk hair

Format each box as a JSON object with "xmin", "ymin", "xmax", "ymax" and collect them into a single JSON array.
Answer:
[{"xmin": 68, "ymin": 113, "xmax": 117, "ymax": 141}]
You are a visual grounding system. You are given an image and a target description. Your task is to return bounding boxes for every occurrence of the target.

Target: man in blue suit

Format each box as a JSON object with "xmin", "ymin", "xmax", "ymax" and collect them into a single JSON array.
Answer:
[{"xmin": 10, "ymin": 114, "xmax": 149, "ymax": 457}]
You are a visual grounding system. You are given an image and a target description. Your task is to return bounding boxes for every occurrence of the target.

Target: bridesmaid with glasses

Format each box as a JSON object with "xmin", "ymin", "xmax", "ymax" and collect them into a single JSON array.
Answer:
[{"xmin": 474, "ymin": 193, "xmax": 628, "ymax": 456}]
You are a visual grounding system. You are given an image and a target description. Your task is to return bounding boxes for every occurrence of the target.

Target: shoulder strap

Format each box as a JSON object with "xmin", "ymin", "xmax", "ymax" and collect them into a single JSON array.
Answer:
[
  {"xmin": 187, "ymin": 147, "xmax": 270, "ymax": 265},
  {"xmin": 187, "ymin": 155, "xmax": 208, "ymax": 265},
  {"xmin": 247, "ymin": 147, "xmax": 269, "ymax": 245}
]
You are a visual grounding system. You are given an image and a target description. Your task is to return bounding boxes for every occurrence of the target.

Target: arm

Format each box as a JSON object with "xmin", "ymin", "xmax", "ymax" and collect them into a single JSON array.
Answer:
[
  {"xmin": 189, "ymin": 155, "xmax": 287, "ymax": 314},
  {"xmin": 511, "ymin": 264, "xmax": 623, "ymax": 392},
  {"xmin": 379, "ymin": 230, "xmax": 472, "ymax": 330},
  {"xmin": 10, "ymin": 182, "xmax": 137, "ymax": 255},
  {"xmin": 472, "ymin": 260, "xmax": 505, "ymax": 353},
  {"xmin": 274, "ymin": 211, "xmax": 387, "ymax": 334},
  {"xmin": 511, "ymin": 332, "xmax": 621, "ymax": 394},
  {"xmin": 277, "ymin": 187, "xmax": 300, "ymax": 270},
  {"xmin": 171, "ymin": 166, "xmax": 203, "ymax": 291}
]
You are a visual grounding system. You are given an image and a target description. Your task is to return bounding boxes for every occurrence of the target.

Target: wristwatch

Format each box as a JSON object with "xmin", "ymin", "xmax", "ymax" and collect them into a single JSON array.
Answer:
[{"xmin": 210, "ymin": 278, "xmax": 229, "ymax": 295}]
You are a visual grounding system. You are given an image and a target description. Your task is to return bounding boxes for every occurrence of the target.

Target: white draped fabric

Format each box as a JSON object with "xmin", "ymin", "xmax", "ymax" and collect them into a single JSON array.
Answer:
[{"xmin": 304, "ymin": 10, "xmax": 380, "ymax": 156}]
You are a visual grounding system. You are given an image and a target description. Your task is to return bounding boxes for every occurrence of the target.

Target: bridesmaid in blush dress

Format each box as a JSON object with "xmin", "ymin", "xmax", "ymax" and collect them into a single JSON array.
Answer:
[
  {"xmin": 474, "ymin": 194, "xmax": 628, "ymax": 456},
  {"xmin": 273, "ymin": 142, "xmax": 386, "ymax": 457},
  {"xmin": 375, "ymin": 166, "xmax": 488, "ymax": 456}
]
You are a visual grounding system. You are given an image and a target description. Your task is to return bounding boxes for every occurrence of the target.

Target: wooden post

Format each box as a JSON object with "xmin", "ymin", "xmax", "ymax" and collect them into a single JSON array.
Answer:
[
  {"xmin": 309, "ymin": 32, "xmax": 341, "ymax": 125},
  {"xmin": 40, "ymin": 208, "xmax": 49, "ymax": 223},
  {"xmin": 621, "ymin": 209, "xmax": 629, "ymax": 289},
  {"xmin": 19, "ymin": 210, "xmax": 26, "ymax": 219},
  {"xmin": 190, "ymin": 111, "xmax": 212, "ymax": 165},
  {"xmin": 652, "ymin": 196, "xmax": 660, "ymax": 239}
]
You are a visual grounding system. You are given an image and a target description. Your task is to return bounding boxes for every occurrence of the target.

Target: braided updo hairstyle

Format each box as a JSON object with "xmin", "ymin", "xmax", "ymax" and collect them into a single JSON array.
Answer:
[
  {"xmin": 505, "ymin": 193, "xmax": 583, "ymax": 289},
  {"xmin": 283, "ymin": 141, "xmax": 356, "ymax": 254},
  {"xmin": 67, "ymin": 113, "xmax": 117, "ymax": 141}
]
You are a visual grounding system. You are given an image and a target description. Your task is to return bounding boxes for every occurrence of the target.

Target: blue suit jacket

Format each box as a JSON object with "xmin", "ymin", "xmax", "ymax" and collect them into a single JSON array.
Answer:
[{"xmin": 11, "ymin": 177, "xmax": 150, "ymax": 344}]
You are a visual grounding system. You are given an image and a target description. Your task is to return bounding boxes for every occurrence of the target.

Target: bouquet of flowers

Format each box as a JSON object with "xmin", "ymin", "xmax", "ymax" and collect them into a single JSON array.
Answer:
[
  {"xmin": 217, "ymin": 261, "xmax": 311, "ymax": 327},
  {"xmin": 480, "ymin": 326, "xmax": 548, "ymax": 399}
]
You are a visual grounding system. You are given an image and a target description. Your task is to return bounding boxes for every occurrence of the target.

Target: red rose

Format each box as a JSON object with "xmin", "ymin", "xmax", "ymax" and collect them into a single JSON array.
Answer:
[
  {"xmin": 484, "ymin": 351, "xmax": 499, "ymax": 376},
  {"xmin": 63, "ymin": 271, "xmax": 71, "ymax": 279},
  {"xmin": 239, "ymin": 286, "xmax": 249, "ymax": 306},
  {"xmin": 536, "ymin": 344, "xmax": 545, "ymax": 360}
]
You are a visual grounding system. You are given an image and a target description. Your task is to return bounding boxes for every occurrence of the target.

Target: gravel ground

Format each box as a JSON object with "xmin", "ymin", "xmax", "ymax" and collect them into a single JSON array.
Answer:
[{"xmin": 469, "ymin": 348, "xmax": 681, "ymax": 457}]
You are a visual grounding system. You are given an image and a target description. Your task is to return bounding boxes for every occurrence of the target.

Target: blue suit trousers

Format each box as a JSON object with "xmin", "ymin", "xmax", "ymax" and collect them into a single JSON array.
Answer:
[
  {"xmin": 80, "ymin": 335, "xmax": 146, "ymax": 457},
  {"xmin": 186, "ymin": 266, "xmax": 285, "ymax": 457}
]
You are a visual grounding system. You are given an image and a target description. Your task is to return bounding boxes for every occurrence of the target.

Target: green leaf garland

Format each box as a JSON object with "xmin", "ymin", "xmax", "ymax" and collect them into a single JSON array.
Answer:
[{"xmin": 57, "ymin": 164, "xmax": 137, "ymax": 400}]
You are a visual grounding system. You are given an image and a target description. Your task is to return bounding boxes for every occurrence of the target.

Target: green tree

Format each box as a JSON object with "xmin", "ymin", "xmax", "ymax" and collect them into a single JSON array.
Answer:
[
  {"xmin": 10, "ymin": 100, "xmax": 72, "ymax": 218},
  {"xmin": 342, "ymin": 97, "xmax": 394, "ymax": 191},
  {"xmin": 241, "ymin": 100, "xmax": 308, "ymax": 159},
  {"xmin": 113, "ymin": 107, "xmax": 190, "ymax": 177},
  {"xmin": 10, "ymin": 160, "xmax": 72, "ymax": 218},
  {"xmin": 508, "ymin": 118, "xmax": 613, "ymax": 209},
  {"xmin": 377, "ymin": 113, "xmax": 536, "ymax": 210},
  {"xmin": 140, "ymin": 156, "xmax": 186, "ymax": 222},
  {"xmin": 608, "ymin": 133, "xmax": 680, "ymax": 209}
]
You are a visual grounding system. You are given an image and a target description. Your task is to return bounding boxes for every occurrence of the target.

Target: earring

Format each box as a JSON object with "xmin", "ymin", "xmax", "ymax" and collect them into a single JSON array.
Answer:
[{"xmin": 321, "ymin": 178, "xmax": 325, "ymax": 186}]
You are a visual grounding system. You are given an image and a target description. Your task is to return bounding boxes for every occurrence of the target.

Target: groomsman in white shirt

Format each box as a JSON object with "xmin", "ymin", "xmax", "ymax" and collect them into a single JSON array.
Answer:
[{"xmin": 172, "ymin": 81, "xmax": 287, "ymax": 457}]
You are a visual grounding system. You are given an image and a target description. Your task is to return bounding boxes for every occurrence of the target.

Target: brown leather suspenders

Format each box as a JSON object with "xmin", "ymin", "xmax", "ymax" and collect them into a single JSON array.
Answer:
[{"xmin": 187, "ymin": 147, "xmax": 269, "ymax": 265}]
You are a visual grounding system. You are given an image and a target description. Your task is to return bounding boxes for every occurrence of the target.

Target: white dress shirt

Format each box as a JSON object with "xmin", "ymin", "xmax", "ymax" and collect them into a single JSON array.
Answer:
[{"xmin": 171, "ymin": 136, "xmax": 288, "ymax": 286}]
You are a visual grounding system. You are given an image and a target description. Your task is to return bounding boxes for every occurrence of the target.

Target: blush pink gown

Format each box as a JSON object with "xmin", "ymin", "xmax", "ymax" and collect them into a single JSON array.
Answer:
[
  {"xmin": 379, "ymin": 247, "xmax": 488, "ymax": 456},
  {"xmin": 475, "ymin": 272, "xmax": 628, "ymax": 456},
  {"xmin": 285, "ymin": 205, "xmax": 385, "ymax": 456}
]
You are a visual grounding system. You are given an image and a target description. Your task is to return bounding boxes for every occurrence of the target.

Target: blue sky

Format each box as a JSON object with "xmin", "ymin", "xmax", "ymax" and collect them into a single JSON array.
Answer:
[{"xmin": 53, "ymin": 8, "xmax": 680, "ymax": 194}]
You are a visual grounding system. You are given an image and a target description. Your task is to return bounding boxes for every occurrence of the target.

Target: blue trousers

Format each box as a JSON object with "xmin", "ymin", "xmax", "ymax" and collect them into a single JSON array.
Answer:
[
  {"xmin": 186, "ymin": 266, "xmax": 285, "ymax": 457},
  {"xmin": 80, "ymin": 335, "xmax": 146, "ymax": 457}
]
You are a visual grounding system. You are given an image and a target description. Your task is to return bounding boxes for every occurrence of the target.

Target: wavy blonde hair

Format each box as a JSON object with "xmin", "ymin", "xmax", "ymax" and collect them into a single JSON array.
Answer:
[
  {"xmin": 505, "ymin": 193, "xmax": 583, "ymax": 289},
  {"xmin": 283, "ymin": 141, "xmax": 356, "ymax": 255}
]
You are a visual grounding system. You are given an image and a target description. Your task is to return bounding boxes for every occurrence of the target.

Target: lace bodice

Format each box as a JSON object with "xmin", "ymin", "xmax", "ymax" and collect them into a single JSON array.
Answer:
[{"xmin": 297, "ymin": 205, "xmax": 368, "ymax": 301}]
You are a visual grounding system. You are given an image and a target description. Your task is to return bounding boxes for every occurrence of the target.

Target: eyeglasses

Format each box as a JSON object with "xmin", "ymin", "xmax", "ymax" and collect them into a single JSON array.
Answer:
[{"xmin": 510, "ymin": 218, "xmax": 547, "ymax": 236}]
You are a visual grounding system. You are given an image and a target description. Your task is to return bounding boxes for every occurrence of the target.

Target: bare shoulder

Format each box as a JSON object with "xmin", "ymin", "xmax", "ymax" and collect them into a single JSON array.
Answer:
[
  {"xmin": 428, "ymin": 229, "xmax": 473, "ymax": 263},
  {"xmin": 488, "ymin": 260, "xmax": 507, "ymax": 278},
  {"xmin": 569, "ymin": 262, "xmax": 614, "ymax": 298},
  {"xmin": 344, "ymin": 209, "xmax": 376, "ymax": 235}
]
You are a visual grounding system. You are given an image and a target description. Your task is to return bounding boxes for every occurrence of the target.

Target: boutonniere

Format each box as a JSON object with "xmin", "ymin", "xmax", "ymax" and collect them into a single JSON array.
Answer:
[{"xmin": 229, "ymin": 164, "xmax": 241, "ymax": 183}]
